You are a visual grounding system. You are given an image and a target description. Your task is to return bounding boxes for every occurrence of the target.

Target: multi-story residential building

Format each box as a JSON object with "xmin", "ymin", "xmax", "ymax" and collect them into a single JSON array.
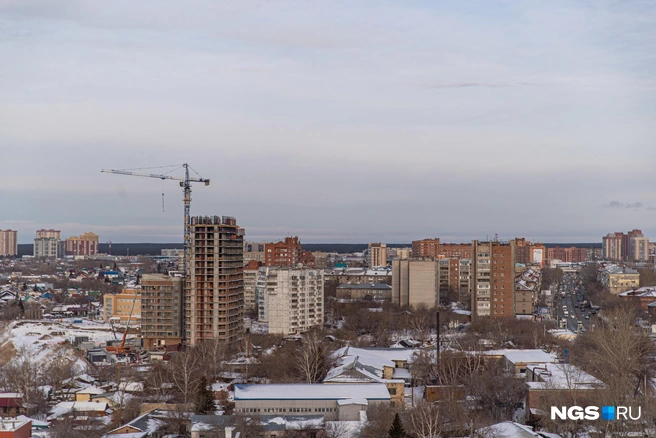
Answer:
[
  {"xmin": 439, "ymin": 243, "xmax": 472, "ymax": 259},
  {"xmin": 65, "ymin": 232, "xmax": 99, "ymax": 256},
  {"xmin": 602, "ymin": 230, "xmax": 649, "ymax": 261},
  {"xmin": 597, "ymin": 264, "xmax": 640, "ymax": 294},
  {"xmin": 243, "ymin": 260, "xmax": 262, "ymax": 311},
  {"xmin": 546, "ymin": 246, "xmax": 588, "ymax": 264},
  {"xmin": 141, "ymin": 274, "xmax": 184, "ymax": 350},
  {"xmin": 367, "ymin": 243, "xmax": 387, "ymax": 268},
  {"xmin": 244, "ymin": 241, "xmax": 266, "ymax": 263},
  {"xmin": 312, "ymin": 252, "xmax": 329, "ymax": 269},
  {"xmin": 602, "ymin": 232, "xmax": 624, "ymax": 261},
  {"xmin": 335, "ymin": 283, "xmax": 392, "ymax": 300},
  {"xmin": 324, "ymin": 267, "xmax": 391, "ymax": 285},
  {"xmin": 391, "ymin": 260, "xmax": 439, "ymax": 308},
  {"xmin": 437, "ymin": 258, "xmax": 461, "ymax": 298},
  {"xmin": 512, "ymin": 238, "xmax": 547, "ymax": 266},
  {"xmin": 36, "ymin": 229, "xmax": 61, "ymax": 239},
  {"xmin": 34, "ymin": 229, "xmax": 63, "ymax": 258},
  {"xmin": 412, "ymin": 238, "xmax": 441, "ymax": 258},
  {"xmin": 394, "ymin": 248, "xmax": 411, "ymax": 260},
  {"xmin": 0, "ymin": 230, "xmax": 18, "ymax": 257},
  {"xmin": 471, "ymin": 240, "xmax": 515, "ymax": 319},
  {"xmin": 630, "ymin": 236, "xmax": 650, "ymax": 262},
  {"xmin": 257, "ymin": 267, "xmax": 324, "ymax": 335},
  {"xmin": 103, "ymin": 287, "xmax": 141, "ymax": 324},
  {"xmin": 186, "ymin": 215, "xmax": 244, "ymax": 346},
  {"xmin": 410, "ymin": 238, "xmax": 473, "ymax": 259},
  {"xmin": 264, "ymin": 237, "xmax": 315, "ymax": 268}
]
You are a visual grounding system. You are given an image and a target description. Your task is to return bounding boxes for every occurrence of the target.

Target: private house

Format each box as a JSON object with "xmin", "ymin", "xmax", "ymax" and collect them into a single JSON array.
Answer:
[
  {"xmin": 525, "ymin": 363, "xmax": 605, "ymax": 423},
  {"xmin": 0, "ymin": 394, "xmax": 24, "ymax": 417},
  {"xmin": 323, "ymin": 347, "xmax": 420, "ymax": 407},
  {"xmin": 190, "ymin": 414, "xmax": 325, "ymax": 438},
  {"xmin": 481, "ymin": 349, "xmax": 558, "ymax": 374}
]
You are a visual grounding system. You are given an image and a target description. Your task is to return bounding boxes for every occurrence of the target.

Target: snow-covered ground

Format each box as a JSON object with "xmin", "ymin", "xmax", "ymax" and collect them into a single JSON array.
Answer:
[{"xmin": 0, "ymin": 318, "xmax": 136, "ymax": 364}]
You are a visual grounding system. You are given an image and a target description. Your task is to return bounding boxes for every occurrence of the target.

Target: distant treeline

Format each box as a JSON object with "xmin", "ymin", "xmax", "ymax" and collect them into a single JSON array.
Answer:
[{"xmin": 16, "ymin": 241, "xmax": 601, "ymax": 257}]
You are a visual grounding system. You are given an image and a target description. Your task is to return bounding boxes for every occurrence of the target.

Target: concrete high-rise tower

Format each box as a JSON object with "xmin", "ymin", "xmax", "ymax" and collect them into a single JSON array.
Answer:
[{"xmin": 185, "ymin": 215, "xmax": 244, "ymax": 346}]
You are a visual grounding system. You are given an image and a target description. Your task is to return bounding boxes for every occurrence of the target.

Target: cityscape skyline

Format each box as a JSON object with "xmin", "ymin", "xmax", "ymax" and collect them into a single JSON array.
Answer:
[{"xmin": 2, "ymin": 1, "xmax": 656, "ymax": 243}]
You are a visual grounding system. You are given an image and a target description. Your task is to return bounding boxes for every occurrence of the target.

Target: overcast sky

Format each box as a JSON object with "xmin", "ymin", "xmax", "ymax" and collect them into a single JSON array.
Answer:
[{"xmin": 1, "ymin": 0, "xmax": 655, "ymax": 244}]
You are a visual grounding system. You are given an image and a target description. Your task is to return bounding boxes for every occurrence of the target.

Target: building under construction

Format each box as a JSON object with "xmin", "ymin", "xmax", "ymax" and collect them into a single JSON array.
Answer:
[{"xmin": 185, "ymin": 215, "xmax": 245, "ymax": 346}]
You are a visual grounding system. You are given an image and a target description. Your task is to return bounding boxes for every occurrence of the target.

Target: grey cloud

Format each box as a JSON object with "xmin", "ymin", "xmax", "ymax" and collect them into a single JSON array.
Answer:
[
  {"xmin": 601, "ymin": 201, "xmax": 647, "ymax": 209},
  {"xmin": 421, "ymin": 81, "xmax": 534, "ymax": 89}
]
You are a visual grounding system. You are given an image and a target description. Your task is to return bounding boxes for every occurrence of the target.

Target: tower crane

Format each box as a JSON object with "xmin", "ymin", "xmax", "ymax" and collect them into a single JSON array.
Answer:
[{"xmin": 101, "ymin": 164, "xmax": 210, "ymax": 343}]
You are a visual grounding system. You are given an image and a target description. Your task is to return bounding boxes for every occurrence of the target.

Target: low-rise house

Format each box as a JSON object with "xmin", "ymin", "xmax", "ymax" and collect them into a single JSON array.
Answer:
[
  {"xmin": 47, "ymin": 401, "xmax": 111, "ymax": 421},
  {"xmin": 618, "ymin": 286, "xmax": 656, "ymax": 310},
  {"xmin": 475, "ymin": 421, "xmax": 560, "ymax": 438},
  {"xmin": 324, "ymin": 347, "xmax": 420, "ymax": 407},
  {"xmin": 104, "ymin": 409, "xmax": 166, "ymax": 437},
  {"xmin": 0, "ymin": 394, "xmax": 24, "ymax": 417},
  {"xmin": 0, "ymin": 418, "xmax": 31, "ymax": 438},
  {"xmin": 481, "ymin": 349, "xmax": 558, "ymax": 374},
  {"xmin": 75, "ymin": 386, "xmax": 105, "ymax": 402},
  {"xmin": 525, "ymin": 363, "xmax": 605, "ymax": 423},
  {"xmin": 234, "ymin": 383, "xmax": 390, "ymax": 421}
]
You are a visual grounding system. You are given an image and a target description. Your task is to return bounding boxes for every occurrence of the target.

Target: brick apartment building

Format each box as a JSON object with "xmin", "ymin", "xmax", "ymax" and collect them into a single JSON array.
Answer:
[
  {"xmin": 546, "ymin": 246, "xmax": 587, "ymax": 264},
  {"xmin": 264, "ymin": 237, "xmax": 315, "ymax": 268},
  {"xmin": 471, "ymin": 240, "xmax": 515, "ymax": 318},
  {"xmin": 411, "ymin": 238, "xmax": 473, "ymax": 259}
]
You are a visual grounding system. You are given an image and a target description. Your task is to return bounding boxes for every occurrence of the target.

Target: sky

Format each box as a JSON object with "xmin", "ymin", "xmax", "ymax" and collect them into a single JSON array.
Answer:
[{"xmin": 1, "ymin": 0, "xmax": 655, "ymax": 244}]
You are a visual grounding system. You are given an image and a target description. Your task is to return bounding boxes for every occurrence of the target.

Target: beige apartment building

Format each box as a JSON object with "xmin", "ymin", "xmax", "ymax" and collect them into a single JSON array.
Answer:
[
  {"xmin": 631, "ymin": 236, "xmax": 650, "ymax": 262},
  {"xmin": 257, "ymin": 267, "xmax": 324, "ymax": 335},
  {"xmin": 104, "ymin": 287, "xmax": 141, "ymax": 324},
  {"xmin": 368, "ymin": 243, "xmax": 388, "ymax": 268},
  {"xmin": 141, "ymin": 274, "xmax": 183, "ymax": 350},
  {"xmin": 598, "ymin": 264, "xmax": 640, "ymax": 294},
  {"xmin": 65, "ymin": 232, "xmax": 99, "ymax": 256},
  {"xmin": 0, "ymin": 230, "xmax": 18, "ymax": 256},
  {"xmin": 186, "ymin": 216, "xmax": 244, "ymax": 346},
  {"xmin": 391, "ymin": 259, "xmax": 439, "ymax": 308}
]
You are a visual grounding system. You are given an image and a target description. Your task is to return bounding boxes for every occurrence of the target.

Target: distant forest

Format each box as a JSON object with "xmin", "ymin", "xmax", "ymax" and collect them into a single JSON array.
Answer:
[{"xmin": 17, "ymin": 241, "xmax": 601, "ymax": 257}]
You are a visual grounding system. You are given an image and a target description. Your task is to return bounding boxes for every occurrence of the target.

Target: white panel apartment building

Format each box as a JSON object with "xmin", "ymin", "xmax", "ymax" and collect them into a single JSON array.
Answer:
[{"xmin": 257, "ymin": 267, "xmax": 324, "ymax": 335}]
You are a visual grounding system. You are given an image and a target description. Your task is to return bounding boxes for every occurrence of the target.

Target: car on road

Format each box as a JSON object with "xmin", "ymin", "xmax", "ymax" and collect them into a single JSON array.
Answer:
[{"xmin": 585, "ymin": 315, "xmax": 590, "ymax": 319}]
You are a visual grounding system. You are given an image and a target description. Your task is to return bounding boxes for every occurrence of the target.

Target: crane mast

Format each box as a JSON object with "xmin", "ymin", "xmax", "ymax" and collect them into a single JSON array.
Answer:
[{"xmin": 102, "ymin": 163, "xmax": 210, "ymax": 344}]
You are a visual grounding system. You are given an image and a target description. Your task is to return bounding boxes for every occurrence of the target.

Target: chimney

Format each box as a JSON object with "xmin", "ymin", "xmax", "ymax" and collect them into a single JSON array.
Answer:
[{"xmin": 225, "ymin": 426, "xmax": 235, "ymax": 438}]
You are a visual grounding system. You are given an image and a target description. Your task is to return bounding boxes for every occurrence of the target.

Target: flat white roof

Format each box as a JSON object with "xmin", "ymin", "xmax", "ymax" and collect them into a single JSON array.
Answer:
[
  {"xmin": 483, "ymin": 349, "xmax": 558, "ymax": 365},
  {"xmin": 234, "ymin": 384, "xmax": 390, "ymax": 401}
]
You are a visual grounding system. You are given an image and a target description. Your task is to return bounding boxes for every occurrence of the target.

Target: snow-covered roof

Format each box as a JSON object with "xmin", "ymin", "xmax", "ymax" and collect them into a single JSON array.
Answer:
[
  {"xmin": 482, "ymin": 349, "xmax": 558, "ymax": 365},
  {"xmin": 477, "ymin": 421, "xmax": 543, "ymax": 438},
  {"xmin": 526, "ymin": 363, "xmax": 604, "ymax": 390},
  {"xmin": 336, "ymin": 398, "xmax": 368, "ymax": 406},
  {"xmin": 76, "ymin": 385, "xmax": 105, "ymax": 395},
  {"xmin": 234, "ymin": 384, "xmax": 390, "ymax": 401}
]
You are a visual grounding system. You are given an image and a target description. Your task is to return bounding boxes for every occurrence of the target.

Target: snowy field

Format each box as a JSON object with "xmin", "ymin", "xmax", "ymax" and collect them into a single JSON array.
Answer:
[{"xmin": 0, "ymin": 318, "xmax": 136, "ymax": 364}]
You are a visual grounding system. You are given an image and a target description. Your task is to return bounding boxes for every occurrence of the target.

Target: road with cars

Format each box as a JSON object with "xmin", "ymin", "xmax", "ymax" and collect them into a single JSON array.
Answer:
[{"xmin": 553, "ymin": 273, "xmax": 597, "ymax": 333}]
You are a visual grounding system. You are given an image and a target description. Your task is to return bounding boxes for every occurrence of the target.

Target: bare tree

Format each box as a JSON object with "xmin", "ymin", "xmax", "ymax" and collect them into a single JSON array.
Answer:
[
  {"xmin": 295, "ymin": 331, "xmax": 334, "ymax": 383},
  {"xmin": 169, "ymin": 349, "xmax": 202, "ymax": 403},
  {"xmin": 405, "ymin": 401, "xmax": 444, "ymax": 438}
]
